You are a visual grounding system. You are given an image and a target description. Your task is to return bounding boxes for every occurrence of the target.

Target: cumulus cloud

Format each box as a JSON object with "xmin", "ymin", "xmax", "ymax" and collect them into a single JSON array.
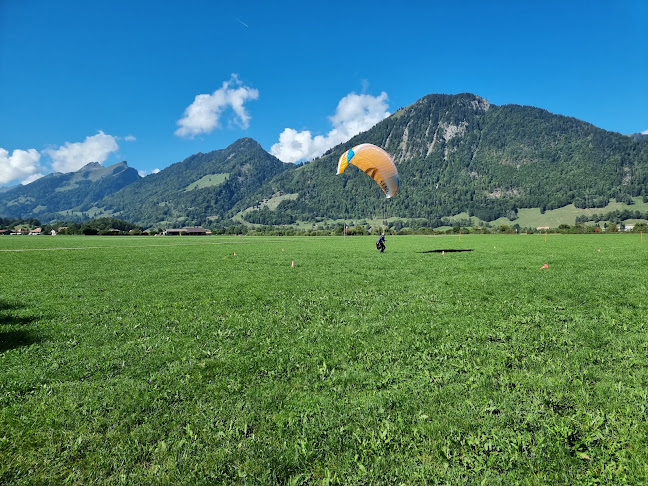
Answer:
[
  {"xmin": 270, "ymin": 91, "xmax": 390, "ymax": 163},
  {"xmin": 44, "ymin": 131, "xmax": 119, "ymax": 173},
  {"xmin": 123, "ymin": 135, "xmax": 136, "ymax": 142},
  {"xmin": 138, "ymin": 168, "xmax": 160, "ymax": 177},
  {"xmin": 0, "ymin": 147, "xmax": 42, "ymax": 185},
  {"xmin": 21, "ymin": 173, "xmax": 45, "ymax": 185},
  {"xmin": 175, "ymin": 74, "xmax": 259, "ymax": 138},
  {"xmin": 642, "ymin": 129, "xmax": 648, "ymax": 135}
]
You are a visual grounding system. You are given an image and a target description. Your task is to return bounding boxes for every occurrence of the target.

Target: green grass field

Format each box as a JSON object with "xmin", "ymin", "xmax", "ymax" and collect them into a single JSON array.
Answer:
[
  {"xmin": 185, "ymin": 173, "xmax": 230, "ymax": 192},
  {"xmin": 1, "ymin": 234, "xmax": 648, "ymax": 484}
]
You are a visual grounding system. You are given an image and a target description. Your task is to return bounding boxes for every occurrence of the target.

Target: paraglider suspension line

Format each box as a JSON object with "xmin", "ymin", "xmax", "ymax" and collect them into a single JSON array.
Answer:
[{"xmin": 383, "ymin": 198, "xmax": 390, "ymax": 230}]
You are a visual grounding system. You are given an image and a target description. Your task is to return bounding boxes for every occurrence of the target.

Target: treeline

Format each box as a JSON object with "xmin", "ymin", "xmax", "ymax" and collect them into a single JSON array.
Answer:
[
  {"xmin": 213, "ymin": 221, "xmax": 648, "ymax": 237},
  {"xmin": 0, "ymin": 217, "xmax": 42, "ymax": 230},
  {"xmin": 576, "ymin": 208, "xmax": 648, "ymax": 224},
  {"xmin": 0, "ymin": 217, "xmax": 143, "ymax": 235},
  {"xmin": 58, "ymin": 217, "xmax": 144, "ymax": 235},
  {"xmin": 4, "ymin": 214, "xmax": 645, "ymax": 238}
]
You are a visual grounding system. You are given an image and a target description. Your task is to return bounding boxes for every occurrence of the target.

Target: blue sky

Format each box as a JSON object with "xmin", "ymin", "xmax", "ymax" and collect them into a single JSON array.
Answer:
[{"xmin": 1, "ymin": 0, "xmax": 646, "ymax": 186}]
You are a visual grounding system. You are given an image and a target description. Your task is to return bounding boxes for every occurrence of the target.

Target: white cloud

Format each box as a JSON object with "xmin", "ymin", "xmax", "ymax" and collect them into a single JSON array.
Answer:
[
  {"xmin": 44, "ymin": 131, "xmax": 119, "ymax": 173},
  {"xmin": 138, "ymin": 168, "xmax": 160, "ymax": 177},
  {"xmin": 175, "ymin": 74, "xmax": 259, "ymax": 138},
  {"xmin": 270, "ymin": 91, "xmax": 390, "ymax": 163},
  {"xmin": 21, "ymin": 173, "xmax": 45, "ymax": 185},
  {"xmin": 642, "ymin": 129, "xmax": 648, "ymax": 135},
  {"xmin": 0, "ymin": 147, "xmax": 42, "ymax": 185},
  {"xmin": 124, "ymin": 135, "xmax": 136, "ymax": 142}
]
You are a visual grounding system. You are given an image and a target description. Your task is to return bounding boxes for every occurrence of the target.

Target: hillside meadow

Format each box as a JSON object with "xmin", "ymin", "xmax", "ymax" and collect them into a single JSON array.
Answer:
[
  {"xmin": 1, "ymin": 234, "xmax": 647, "ymax": 484},
  {"xmin": 287, "ymin": 197, "xmax": 648, "ymax": 233}
]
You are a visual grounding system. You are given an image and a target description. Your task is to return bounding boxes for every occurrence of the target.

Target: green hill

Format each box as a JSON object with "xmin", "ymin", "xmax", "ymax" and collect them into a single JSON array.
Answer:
[
  {"xmin": 93, "ymin": 138, "xmax": 293, "ymax": 227},
  {"xmin": 0, "ymin": 161, "xmax": 141, "ymax": 221},
  {"xmin": 237, "ymin": 93, "xmax": 648, "ymax": 226}
]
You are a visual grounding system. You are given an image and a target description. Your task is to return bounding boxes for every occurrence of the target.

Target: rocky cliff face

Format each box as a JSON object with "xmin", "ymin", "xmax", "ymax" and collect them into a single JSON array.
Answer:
[{"xmin": 383, "ymin": 93, "xmax": 490, "ymax": 163}]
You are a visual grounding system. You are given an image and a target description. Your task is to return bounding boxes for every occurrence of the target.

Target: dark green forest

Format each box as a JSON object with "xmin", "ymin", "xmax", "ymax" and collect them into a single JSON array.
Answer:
[{"xmin": 237, "ymin": 94, "xmax": 647, "ymax": 225}]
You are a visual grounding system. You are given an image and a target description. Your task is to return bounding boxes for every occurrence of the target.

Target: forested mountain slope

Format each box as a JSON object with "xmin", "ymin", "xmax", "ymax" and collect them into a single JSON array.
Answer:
[
  {"xmin": 0, "ymin": 161, "xmax": 141, "ymax": 221},
  {"xmin": 237, "ymin": 93, "xmax": 648, "ymax": 225},
  {"xmin": 94, "ymin": 138, "xmax": 293, "ymax": 227}
]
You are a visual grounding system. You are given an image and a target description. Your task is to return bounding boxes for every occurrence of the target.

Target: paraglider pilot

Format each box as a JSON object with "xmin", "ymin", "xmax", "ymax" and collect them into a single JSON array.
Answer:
[{"xmin": 376, "ymin": 233, "xmax": 386, "ymax": 252}]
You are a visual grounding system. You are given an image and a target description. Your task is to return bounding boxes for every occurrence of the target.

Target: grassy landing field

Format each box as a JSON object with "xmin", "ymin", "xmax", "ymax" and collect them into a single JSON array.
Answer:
[{"xmin": 1, "ymin": 234, "xmax": 647, "ymax": 484}]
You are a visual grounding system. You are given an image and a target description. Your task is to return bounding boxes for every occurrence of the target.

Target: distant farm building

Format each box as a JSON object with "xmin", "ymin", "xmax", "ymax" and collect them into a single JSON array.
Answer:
[
  {"xmin": 537, "ymin": 226, "xmax": 550, "ymax": 231},
  {"xmin": 163, "ymin": 227, "xmax": 209, "ymax": 236}
]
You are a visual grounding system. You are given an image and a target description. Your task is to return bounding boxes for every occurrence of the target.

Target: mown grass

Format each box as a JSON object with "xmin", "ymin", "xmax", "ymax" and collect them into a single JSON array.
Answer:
[
  {"xmin": 185, "ymin": 173, "xmax": 229, "ymax": 191},
  {"xmin": 490, "ymin": 197, "xmax": 648, "ymax": 228},
  {"xmin": 1, "ymin": 234, "xmax": 647, "ymax": 484}
]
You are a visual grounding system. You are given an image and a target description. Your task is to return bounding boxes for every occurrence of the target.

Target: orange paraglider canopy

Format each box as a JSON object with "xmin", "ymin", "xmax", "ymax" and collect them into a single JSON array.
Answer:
[{"xmin": 336, "ymin": 144, "xmax": 399, "ymax": 198}]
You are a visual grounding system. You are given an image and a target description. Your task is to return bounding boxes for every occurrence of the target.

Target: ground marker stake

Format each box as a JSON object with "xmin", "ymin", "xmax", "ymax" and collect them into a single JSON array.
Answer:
[{"xmin": 291, "ymin": 260, "xmax": 295, "ymax": 267}]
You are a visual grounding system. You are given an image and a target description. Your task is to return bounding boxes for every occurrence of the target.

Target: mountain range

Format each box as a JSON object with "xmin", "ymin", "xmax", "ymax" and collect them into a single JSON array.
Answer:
[
  {"xmin": 0, "ymin": 161, "xmax": 140, "ymax": 222},
  {"xmin": 1, "ymin": 93, "xmax": 647, "ymax": 228}
]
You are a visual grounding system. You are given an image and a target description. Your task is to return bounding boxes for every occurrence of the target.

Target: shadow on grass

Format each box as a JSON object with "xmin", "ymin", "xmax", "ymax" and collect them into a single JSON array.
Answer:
[
  {"xmin": 0, "ymin": 299, "xmax": 16, "ymax": 311},
  {"xmin": 0, "ymin": 330, "xmax": 40, "ymax": 353},
  {"xmin": 0, "ymin": 314, "xmax": 35, "ymax": 325},
  {"xmin": 0, "ymin": 300, "xmax": 41, "ymax": 353}
]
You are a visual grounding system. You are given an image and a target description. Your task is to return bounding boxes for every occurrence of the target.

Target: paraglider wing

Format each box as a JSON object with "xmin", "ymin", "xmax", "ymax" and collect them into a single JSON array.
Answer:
[{"xmin": 336, "ymin": 144, "xmax": 399, "ymax": 198}]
